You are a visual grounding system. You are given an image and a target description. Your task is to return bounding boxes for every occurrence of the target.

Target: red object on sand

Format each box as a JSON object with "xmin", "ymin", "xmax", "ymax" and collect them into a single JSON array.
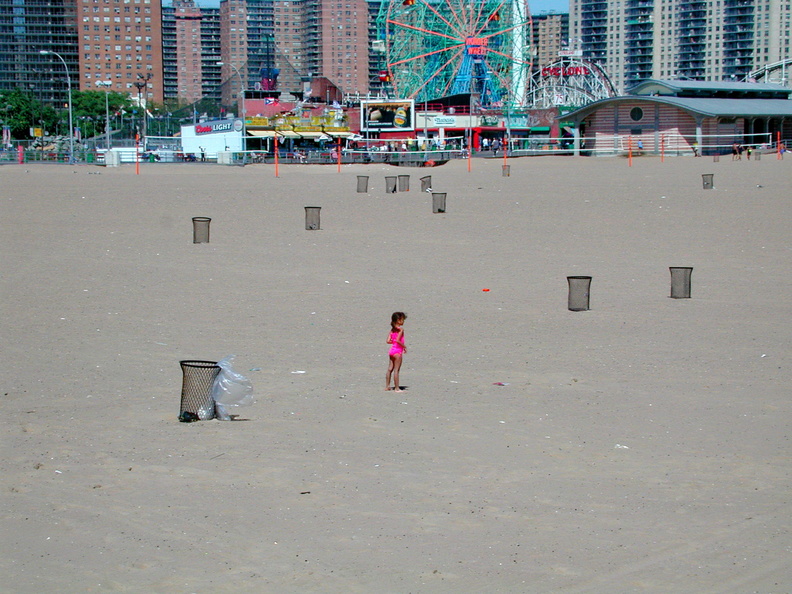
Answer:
[{"xmin": 482, "ymin": 288, "xmax": 490, "ymax": 292}]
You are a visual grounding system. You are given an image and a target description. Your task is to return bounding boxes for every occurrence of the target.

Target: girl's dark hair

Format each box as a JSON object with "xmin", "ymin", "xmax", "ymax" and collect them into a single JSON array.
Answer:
[{"xmin": 391, "ymin": 311, "xmax": 406, "ymax": 329}]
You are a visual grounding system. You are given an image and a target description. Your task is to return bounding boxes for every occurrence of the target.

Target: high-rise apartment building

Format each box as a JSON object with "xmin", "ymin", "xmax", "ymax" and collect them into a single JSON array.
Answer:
[
  {"xmin": 75, "ymin": 0, "xmax": 164, "ymax": 103},
  {"xmin": 162, "ymin": 0, "xmax": 221, "ymax": 104},
  {"xmin": 274, "ymin": 0, "xmax": 306, "ymax": 96},
  {"xmin": 218, "ymin": 0, "xmax": 248, "ymax": 105},
  {"xmin": 0, "ymin": 0, "xmax": 77, "ymax": 107},
  {"xmin": 303, "ymin": 0, "xmax": 370, "ymax": 97},
  {"xmin": 532, "ymin": 13, "xmax": 570, "ymax": 70},
  {"xmin": 571, "ymin": 0, "xmax": 792, "ymax": 93}
]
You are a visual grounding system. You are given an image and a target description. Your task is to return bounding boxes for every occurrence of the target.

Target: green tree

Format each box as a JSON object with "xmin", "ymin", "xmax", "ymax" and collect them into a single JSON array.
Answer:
[
  {"xmin": 72, "ymin": 90, "xmax": 133, "ymax": 140},
  {"xmin": 0, "ymin": 88, "xmax": 53, "ymax": 139}
]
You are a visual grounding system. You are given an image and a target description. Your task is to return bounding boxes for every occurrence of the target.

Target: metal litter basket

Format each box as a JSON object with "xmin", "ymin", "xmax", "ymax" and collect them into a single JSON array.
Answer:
[
  {"xmin": 305, "ymin": 206, "xmax": 321, "ymax": 230},
  {"xmin": 356, "ymin": 175, "xmax": 368, "ymax": 193},
  {"xmin": 670, "ymin": 267, "xmax": 693, "ymax": 299},
  {"xmin": 385, "ymin": 176, "xmax": 397, "ymax": 193},
  {"xmin": 398, "ymin": 174, "xmax": 410, "ymax": 192},
  {"xmin": 192, "ymin": 217, "xmax": 211, "ymax": 243},
  {"xmin": 567, "ymin": 276, "xmax": 592, "ymax": 311},
  {"xmin": 179, "ymin": 360, "xmax": 219, "ymax": 420},
  {"xmin": 432, "ymin": 192, "xmax": 446, "ymax": 213}
]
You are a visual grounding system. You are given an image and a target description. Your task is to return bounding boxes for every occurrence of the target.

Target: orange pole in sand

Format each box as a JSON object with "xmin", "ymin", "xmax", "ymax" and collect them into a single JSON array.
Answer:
[
  {"xmin": 467, "ymin": 140, "xmax": 472, "ymax": 172},
  {"xmin": 502, "ymin": 137, "xmax": 508, "ymax": 167},
  {"xmin": 778, "ymin": 131, "xmax": 782, "ymax": 159},
  {"xmin": 660, "ymin": 135, "xmax": 665, "ymax": 162},
  {"xmin": 337, "ymin": 137, "xmax": 341, "ymax": 172},
  {"xmin": 274, "ymin": 135, "xmax": 279, "ymax": 177},
  {"xmin": 135, "ymin": 133, "xmax": 140, "ymax": 175},
  {"xmin": 628, "ymin": 136, "xmax": 633, "ymax": 167}
]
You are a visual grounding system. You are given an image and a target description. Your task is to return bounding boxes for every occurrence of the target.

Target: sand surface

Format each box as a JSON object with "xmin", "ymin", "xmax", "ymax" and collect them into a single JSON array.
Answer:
[{"xmin": 2, "ymin": 155, "xmax": 791, "ymax": 592}]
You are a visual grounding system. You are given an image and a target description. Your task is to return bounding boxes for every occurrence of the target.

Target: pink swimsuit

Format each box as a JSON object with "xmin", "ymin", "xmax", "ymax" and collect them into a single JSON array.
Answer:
[{"xmin": 389, "ymin": 330, "xmax": 405, "ymax": 356}]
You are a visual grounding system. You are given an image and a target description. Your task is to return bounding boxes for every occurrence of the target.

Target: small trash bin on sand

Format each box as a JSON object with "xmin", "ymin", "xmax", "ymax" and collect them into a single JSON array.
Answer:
[
  {"xmin": 356, "ymin": 175, "xmax": 369, "ymax": 193},
  {"xmin": 398, "ymin": 174, "xmax": 410, "ymax": 192},
  {"xmin": 420, "ymin": 175, "xmax": 432, "ymax": 192},
  {"xmin": 502, "ymin": 165, "xmax": 511, "ymax": 177},
  {"xmin": 192, "ymin": 217, "xmax": 211, "ymax": 243},
  {"xmin": 669, "ymin": 266, "xmax": 693, "ymax": 299},
  {"xmin": 702, "ymin": 174, "xmax": 714, "ymax": 189},
  {"xmin": 385, "ymin": 176, "xmax": 397, "ymax": 193},
  {"xmin": 755, "ymin": 151, "xmax": 761, "ymax": 161},
  {"xmin": 179, "ymin": 360, "xmax": 220, "ymax": 421},
  {"xmin": 305, "ymin": 206, "xmax": 321, "ymax": 230},
  {"xmin": 567, "ymin": 276, "xmax": 592, "ymax": 311},
  {"xmin": 432, "ymin": 192, "xmax": 446, "ymax": 213},
  {"xmin": 713, "ymin": 155, "xmax": 719, "ymax": 162}
]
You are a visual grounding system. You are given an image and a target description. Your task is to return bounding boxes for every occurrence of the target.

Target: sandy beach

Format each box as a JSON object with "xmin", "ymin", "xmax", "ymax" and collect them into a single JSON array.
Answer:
[{"xmin": 2, "ymin": 154, "xmax": 790, "ymax": 592}]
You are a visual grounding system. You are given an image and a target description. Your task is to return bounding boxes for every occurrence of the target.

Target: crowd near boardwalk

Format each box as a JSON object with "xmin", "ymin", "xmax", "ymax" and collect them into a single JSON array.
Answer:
[{"xmin": 2, "ymin": 155, "xmax": 790, "ymax": 592}]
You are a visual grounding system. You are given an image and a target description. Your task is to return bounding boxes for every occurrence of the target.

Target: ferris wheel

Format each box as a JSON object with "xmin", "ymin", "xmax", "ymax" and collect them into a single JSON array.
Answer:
[{"xmin": 377, "ymin": 0, "xmax": 533, "ymax": 108}]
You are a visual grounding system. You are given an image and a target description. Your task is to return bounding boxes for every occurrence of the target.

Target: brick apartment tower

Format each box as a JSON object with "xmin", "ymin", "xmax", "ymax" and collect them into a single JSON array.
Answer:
[
  {"xmin": 172, "ymin": 0, "xmax": 204, "ymax": 104},
  {"xmin": 218, "ymin": 0, "xmax": 250, "ymax": 109},
  {"xmin": 75, "ymin": 0, "xmax": 163, "ymax": 103},
  {"xmin": 532, "ymin": 13, "xmax": 570, "ymax": 70},
  {"xmin": 304, "ymin": 0, "xmax": 370, "ymax": 98},
  {"xmin": 274, "ymin": 0, "xmax": 307, "ymax": 97}
]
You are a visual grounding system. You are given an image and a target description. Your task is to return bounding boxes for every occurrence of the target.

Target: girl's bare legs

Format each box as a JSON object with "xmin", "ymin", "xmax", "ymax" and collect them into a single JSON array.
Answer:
[
  {"xmin": 392, "ymin": 355, "xmax": 403, "ymax": 392},
  {"xmin": 386, "ymin": 357, "xmax": 394, "ymax": 390},
  {"xmin": 386, "ymin": 355, "xmax": 403, "ymax": 391}
]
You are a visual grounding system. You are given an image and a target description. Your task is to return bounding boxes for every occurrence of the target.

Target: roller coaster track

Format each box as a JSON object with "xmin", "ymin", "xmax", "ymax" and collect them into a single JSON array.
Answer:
[{"xmin": 746, "ymin": 58, "xmax": 792, "ymax": 86}]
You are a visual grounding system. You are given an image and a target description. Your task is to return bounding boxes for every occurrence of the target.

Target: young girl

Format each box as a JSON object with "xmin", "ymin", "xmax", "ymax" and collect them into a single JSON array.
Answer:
[{"xmin": 386, "ymin": 312, "xmax": 407, "ymax": 391}]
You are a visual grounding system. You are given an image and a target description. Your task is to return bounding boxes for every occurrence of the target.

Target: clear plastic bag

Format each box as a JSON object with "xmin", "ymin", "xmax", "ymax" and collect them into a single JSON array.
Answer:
[{"xmin": 211, "ymin": 355, "xmax": 254, "ymax": 420}]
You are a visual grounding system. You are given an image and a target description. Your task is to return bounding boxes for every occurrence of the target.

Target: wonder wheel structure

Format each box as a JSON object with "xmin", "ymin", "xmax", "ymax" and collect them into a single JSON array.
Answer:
[
  {"xmin": 526, "ymin": 57, "xmax": 617, "ymax": 109},
  {"xmin": 377, "ymin": 0, "xmax": 534, "ymax": 108}
]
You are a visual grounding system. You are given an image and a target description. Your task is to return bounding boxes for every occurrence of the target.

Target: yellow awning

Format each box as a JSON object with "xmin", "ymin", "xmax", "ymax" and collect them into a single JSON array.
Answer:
[
  {"xmin": 247, "ymin": 130, "xmax": 301, "ymax": 138},
  {"xmin": 297, "ymin": 131, "xmax": 354, "ymax": 138}
]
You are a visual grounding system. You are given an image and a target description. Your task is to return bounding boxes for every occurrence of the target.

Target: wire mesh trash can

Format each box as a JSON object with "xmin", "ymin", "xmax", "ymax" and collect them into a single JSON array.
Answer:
[
  {"xmin": 432, "ymin": 192, "xmax": 446, "ymax": 213},
  {"xmin": 702, "ymin": 174, "xmax": 714, "ymax": 189},
  {"xmin": 305, "ymin": 206, "xmax": 321, "ymax": 230},
  {"xmin": 420, "ymin": 175, "xmax": 432, "ymax": 192},
  {"xmin": 356, "ymin": 175, "xmax": 368, "ymax": 193},
  {"xmin": 713, "ymin": 155, "xmax": 719, "ymax": 162},
  {"xmin": 502, "ymin": 165, "xmax": 511, "ymax": 177},
  {"xmin": 670, "ymin": 266, "xmax": 693, "ymax": 299},
  {"xmin": 192, "ymin": 217, "xmax": 211, "ymax": 243},
  {"xmin": 179, "ymin": 360, "xmax": 220, "ymax": 421},
  {"xmin": 567, "ymin": 276, "xmax": 592, "ymax": 311},
  {"xmin": 385, "ymin": 176, "xmax": 397, "ymax": 193},
  {"xmin": 755, "ymin": 151, "xmax": 761, "ymax": 161},
  {"xmin": 398, "ymin": 174, "xmax": 410, "ymax": 192}
]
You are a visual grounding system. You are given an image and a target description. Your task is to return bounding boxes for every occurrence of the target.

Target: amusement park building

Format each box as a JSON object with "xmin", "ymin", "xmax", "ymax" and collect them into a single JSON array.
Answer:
[
  {"xmin": 570, "ymin": 0, "xmax": 792, "ymax": 93},
  {"xmin": 564, "ymin": 79, "xmax": 792, "ymax": 155}
]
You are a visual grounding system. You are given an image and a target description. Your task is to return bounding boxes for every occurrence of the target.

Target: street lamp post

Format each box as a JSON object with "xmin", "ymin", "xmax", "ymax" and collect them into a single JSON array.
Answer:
[
  {"xmin": 95, "ymin": 80, "xmax": 112, "ymax": 150},
  {"xmin": 133, "ymin": 73, "xmax": 153, "ymax": 140},
  {"xmin": 217, "ymin": 61, "xmax": 246, "ymax": 156},
  {"xmin": 39, "ymin": 50, "xmax": 74, "ymax": 164}
]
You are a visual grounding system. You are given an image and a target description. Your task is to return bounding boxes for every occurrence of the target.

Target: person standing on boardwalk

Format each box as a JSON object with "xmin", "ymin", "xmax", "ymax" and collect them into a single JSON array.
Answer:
[{"xmin": 386, "ymin": 312, "xmax": 407, "ymax": 392}]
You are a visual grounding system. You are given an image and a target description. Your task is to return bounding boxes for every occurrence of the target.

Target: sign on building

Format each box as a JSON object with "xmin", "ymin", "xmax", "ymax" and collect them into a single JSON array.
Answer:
[{"xmin": 361, "ymin": 100, "xmax": 414, "ymax": 131}]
